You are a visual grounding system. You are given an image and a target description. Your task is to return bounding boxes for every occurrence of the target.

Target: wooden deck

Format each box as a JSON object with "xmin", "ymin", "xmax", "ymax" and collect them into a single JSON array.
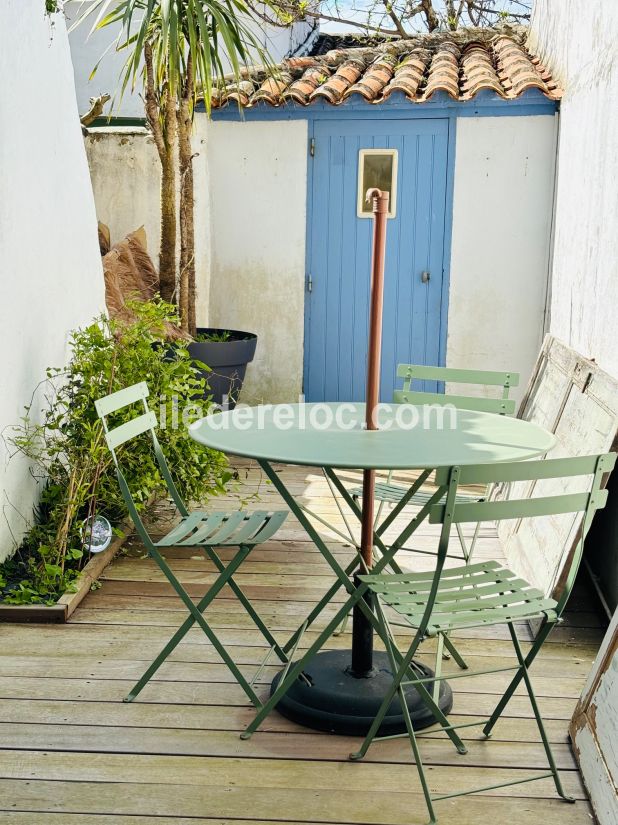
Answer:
[{"xmin": 0, "ymin": 461, "xmax": 607, "ymax": 824}]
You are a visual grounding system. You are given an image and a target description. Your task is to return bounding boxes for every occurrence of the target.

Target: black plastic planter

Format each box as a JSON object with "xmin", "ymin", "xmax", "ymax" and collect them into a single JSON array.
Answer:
[{"xmin": 188, "ymin": 328, "xmax": 257, "ymax": 409}]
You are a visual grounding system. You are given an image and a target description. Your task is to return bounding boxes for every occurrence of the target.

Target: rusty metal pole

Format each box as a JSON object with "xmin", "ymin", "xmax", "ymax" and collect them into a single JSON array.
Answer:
[
  {"xmin": 360, "ymin": 188, "xmax": 389, "ymax": 568},
  {"xmin": 351, "ymin": 187, "xmax": 389, "ymax": 676}
]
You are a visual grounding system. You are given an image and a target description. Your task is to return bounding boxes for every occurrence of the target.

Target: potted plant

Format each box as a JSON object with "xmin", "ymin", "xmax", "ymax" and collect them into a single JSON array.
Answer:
[{"xmin": 189, "ymin": 329, "xmax": 257, "ymax": 408}]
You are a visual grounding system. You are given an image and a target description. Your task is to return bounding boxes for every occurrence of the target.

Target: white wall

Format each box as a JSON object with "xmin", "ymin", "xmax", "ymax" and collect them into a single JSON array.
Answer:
[
  {"xmin": 202, "ymin": 118, "xmax": 308, "ymax": 404},
  {"xmin": 85, "ymin": 124, "xmax": 211, "ymax": 326},
  {"xmin": 65, "ymin": 1, "xmax": 318, "ymax": 120},
  {"xmin": 85, "ymin": 128, "xmax": 162, "ymax": 253},
  {"xmin": 447, "ymin": 116, "xmax": 557, "ymax": 401},
  {"xmin": 529, "ymin": 0, "xmax": 618, "ymax": 379},
  {"xmin": 0, "ymin": 2, "xmax": 105, "ymax": 561}
]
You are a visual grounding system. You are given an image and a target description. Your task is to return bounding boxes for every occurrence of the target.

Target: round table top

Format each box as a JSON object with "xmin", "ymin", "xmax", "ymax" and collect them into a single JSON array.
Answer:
[{"xmin": 189, "ymin": 403, "xmax": 556, "ymax": 470}]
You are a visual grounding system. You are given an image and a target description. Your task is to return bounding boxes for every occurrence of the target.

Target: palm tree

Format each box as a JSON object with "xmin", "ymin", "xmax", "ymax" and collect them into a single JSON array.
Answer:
[{"xmin": 77, "ymin": 0, "xmax": 275, "ymax": 335}]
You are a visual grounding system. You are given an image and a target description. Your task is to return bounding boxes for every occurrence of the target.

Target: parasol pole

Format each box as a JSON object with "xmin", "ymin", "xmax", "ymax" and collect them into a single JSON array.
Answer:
[
  {"xmin": 352, "ymin": 187, "xmax": 389, "ymax": 676},
  {"xmin": 261, "ymin": 185, "xmax": 450, "ymax": 733}
]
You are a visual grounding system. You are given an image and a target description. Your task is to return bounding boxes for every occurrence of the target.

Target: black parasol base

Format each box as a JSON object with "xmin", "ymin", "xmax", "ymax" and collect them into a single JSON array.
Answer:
[{"xmin": 270, "ymin": 649, "xmax": 453, "ymax": 736}]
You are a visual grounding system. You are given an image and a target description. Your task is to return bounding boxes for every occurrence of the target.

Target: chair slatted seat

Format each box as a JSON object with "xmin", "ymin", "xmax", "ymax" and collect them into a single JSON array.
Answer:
[
  {"xmin": 354, "ymin": 481, "xmax": 485, "ymax": 506},
  {"xmin": 95, "ymin": 381, "xmax": 289, "ymax": 707},
  {"xmin": 155, "ymin": 509, "xmax": 287, "ymax": 547},
  {"xmin": 362, "ymin": 560, "xmax": 557, "ymax": 634}
]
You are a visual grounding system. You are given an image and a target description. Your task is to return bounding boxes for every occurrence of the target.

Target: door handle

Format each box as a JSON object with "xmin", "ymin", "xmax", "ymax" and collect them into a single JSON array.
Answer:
[{"xmin": 421, "ymin": 271, "xmax": 430, "ymax": 284}]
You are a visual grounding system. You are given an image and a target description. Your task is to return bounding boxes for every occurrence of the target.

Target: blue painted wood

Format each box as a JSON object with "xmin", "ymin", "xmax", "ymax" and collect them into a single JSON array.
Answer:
[
  {"xmin": 304, "ymin": 118, "xmax": 449, "ymax": 402},
  {"xmin": 206, "ymin": 89, "xmax": 558, "ymax": 121}
]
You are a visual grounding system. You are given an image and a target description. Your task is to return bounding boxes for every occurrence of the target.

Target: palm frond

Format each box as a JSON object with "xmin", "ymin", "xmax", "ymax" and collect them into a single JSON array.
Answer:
[{"xmin": 73, "ymin": 0, "xmax": 280, "ymax": 115}]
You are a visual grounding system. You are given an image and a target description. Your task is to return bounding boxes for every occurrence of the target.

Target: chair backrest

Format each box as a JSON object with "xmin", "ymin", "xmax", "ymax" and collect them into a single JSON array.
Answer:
[
  {"xmin": 429, "ymin": 453, "xmax": 616, "ymax": 620},
  {"xmin": 393, "ymin": 364, "xmax": 519, "ymax": 415},
  {"xmin": 95, "ymin": 383, "xmax": 188, "ymax": 541}
]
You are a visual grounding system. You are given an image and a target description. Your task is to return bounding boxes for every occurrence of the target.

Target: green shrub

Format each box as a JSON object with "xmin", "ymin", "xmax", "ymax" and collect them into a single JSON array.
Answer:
[{"xmin": 1, "ymin": 300, "xmax": 230, "ymax": 605}]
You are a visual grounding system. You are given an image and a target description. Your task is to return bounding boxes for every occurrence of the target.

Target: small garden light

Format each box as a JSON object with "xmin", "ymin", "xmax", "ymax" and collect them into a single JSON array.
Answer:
[{"xmin": 81, "ymin": 515, "xmax": 113, "ymax": 554}]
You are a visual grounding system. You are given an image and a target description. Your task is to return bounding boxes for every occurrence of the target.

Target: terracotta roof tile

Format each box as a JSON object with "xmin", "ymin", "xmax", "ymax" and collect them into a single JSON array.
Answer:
[
  {"xmin": 460, "ymin": 41, "xmax": 504, "ymax": 98},
  {"xmin": 346, "ymin": 55, "xmax": 397, "ymax": 101},
  {"xmin": 211, "ymin": 30, "xmax": 561, "ymax": 109},
  {"xmin": 253, "ymin": 73, "xmax": 293, "ymax": 104},
  {"xmin": 421, "ymin": 42, "xmax": 461, "ymax": 100},
  {"xmin": 284, "ymin": 67, "xmax": 331, "ymax": 104},
  {"xmin": 383, "ymin": 49, "xmax": 431, "ymax": 99},
  {"xmin": 311, "ymin": 60, "xmax": 365, "ymax": 103}
]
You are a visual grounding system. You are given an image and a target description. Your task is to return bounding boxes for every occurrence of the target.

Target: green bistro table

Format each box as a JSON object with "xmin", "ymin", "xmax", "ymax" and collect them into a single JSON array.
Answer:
[{"xmin": 190, "ymin": 402, "xmax": 556, "ymax": 736}]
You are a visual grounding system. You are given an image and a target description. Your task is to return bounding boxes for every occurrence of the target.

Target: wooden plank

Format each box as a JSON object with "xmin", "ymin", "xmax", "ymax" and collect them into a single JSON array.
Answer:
[
  {"xmin": 66, "ymin": 605, "xmax": 605, "ymax": 644},
  {"xmin": 0, "ymin": 750, "xmax": 587, "ymax": 799},
  {"xmin": 99, "ymin": 578, "xmax": 352, "ymax": 603},
  {"xmin": 0, "ymin": 725, "xmax": 580, "ymax": 769},
  {"xmin": 140, "ymin": 538, "xmax": 503, "ymax": 566},
  {"xmin": 0, "ymin": 817, "xmax": 313, "ymax": 825},
  {"xmin": 0, "ymin": 779, "xmax": 593, "ymax": 824},
  {"xmin": 0, "ymin": 701, "xmax": 578, "ymax": 744},
  {"xmin": 0, "ymin": 677, "xmax": 581, "ymax": 720},
  {"xmin": 101, "ymin": 563, "xmax": 340, "ymax": 585},
  {"xmin": 0, "ymin": 604, "xmax": 66, "ymax": 623},
  {"xmin": 0, "ymin": 623, "xmax": 599, "ymax": 661},
  {"xmin": 0, "ymin": 616, "xmax": 598, "ymax": 648},
  {"xmin": 0, "ymin": 656, "xmax": 587, "ymax": 699},
  {"xmin": 0, "ymin": 631, "xmax": 595, "ymax": 674}
]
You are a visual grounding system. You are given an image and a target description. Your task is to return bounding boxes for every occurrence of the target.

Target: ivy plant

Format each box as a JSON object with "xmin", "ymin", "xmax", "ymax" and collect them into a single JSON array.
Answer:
[{"xmin": 1, "ymin": 300, "xmax": 230, "ymax": 605}]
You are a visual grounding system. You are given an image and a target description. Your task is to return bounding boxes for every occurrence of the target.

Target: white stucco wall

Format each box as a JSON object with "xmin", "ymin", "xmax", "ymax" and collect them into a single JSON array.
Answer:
[
  {"xmin": 85, "ymin": 128, "xmax": 162, "ymax": 255},
  {"xmin": 447, "ymin": 115, "xmax": 557, "ymax": 401},
  {"xmin": 0, "ymin": 2, "xmax": 105, "ymax": 561},
  {"xmin": 529, "ymin": 0, "xmax": 618, "ymax": 379},
  {"xmin": 84, "ymin": 125, "xmax": 210, "ymax": 324},
  {"xmin": 65, "ymin": 1, "xmax": 318, "ymax": 119},
  {"xmin": 202, "ymin": 118, "xmax": 308, "ymax": 404}
]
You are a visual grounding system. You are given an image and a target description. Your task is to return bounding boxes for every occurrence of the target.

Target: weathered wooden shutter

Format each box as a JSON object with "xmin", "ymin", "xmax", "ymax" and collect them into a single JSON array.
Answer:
[
  {"xmin": 570, "ymin": 611, "xmax": 618, "ymax": 825},
  {"xmin": 497, "ymin": 335, "xmax": 618, "ymax": 600}
]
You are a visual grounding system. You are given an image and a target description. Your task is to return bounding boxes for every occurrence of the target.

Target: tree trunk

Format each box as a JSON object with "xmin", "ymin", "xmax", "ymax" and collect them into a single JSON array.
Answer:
[
  {"xmin": 144, "ymin": 41, "xmax": 177, "ymax": 305},
  {"xmin": 159, "ymin": 91, "xmax": 178, "ymax": 304},
  {"xmin": 178, "ymin": 62, "xmax": 196, "ymax": 336}
]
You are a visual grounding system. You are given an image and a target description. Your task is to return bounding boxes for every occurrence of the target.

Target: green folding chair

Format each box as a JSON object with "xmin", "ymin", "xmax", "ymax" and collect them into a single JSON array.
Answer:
[
  {"xmin": 351, "ymin": 364, "xmax": 520, "ymax": 563},
  {"xmin": 342, "ymin": 364, "xmax": 520, "ymax": 659},
  {"xmin": 95, "ymin": 381, "xmax": 289, "ymax": 706},
  {"xmin": 350, "ymin": 452, "xmax": 615, "ymax": 824}
]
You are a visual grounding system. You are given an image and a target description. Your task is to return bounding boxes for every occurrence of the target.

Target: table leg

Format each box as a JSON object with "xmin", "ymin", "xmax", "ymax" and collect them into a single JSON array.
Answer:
[
  {"xmin": 325, "ymin": 467, "xmax": 432, "ymax": 670},
  {"xmin": 250, "ymin": 460, "xmax": 453, "ymax": 736}
]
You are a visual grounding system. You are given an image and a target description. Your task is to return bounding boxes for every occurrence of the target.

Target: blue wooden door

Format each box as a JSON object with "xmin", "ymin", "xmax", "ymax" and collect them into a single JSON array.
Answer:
[{"xmin": 304, "ymin": 118, "xmax": 450, "ymax": 402}]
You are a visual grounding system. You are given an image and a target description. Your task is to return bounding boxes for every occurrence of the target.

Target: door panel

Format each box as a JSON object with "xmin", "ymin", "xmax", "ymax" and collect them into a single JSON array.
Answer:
[{"xmin": 304, "ymin": 118, "xmax": 449, "ymax": 402}]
